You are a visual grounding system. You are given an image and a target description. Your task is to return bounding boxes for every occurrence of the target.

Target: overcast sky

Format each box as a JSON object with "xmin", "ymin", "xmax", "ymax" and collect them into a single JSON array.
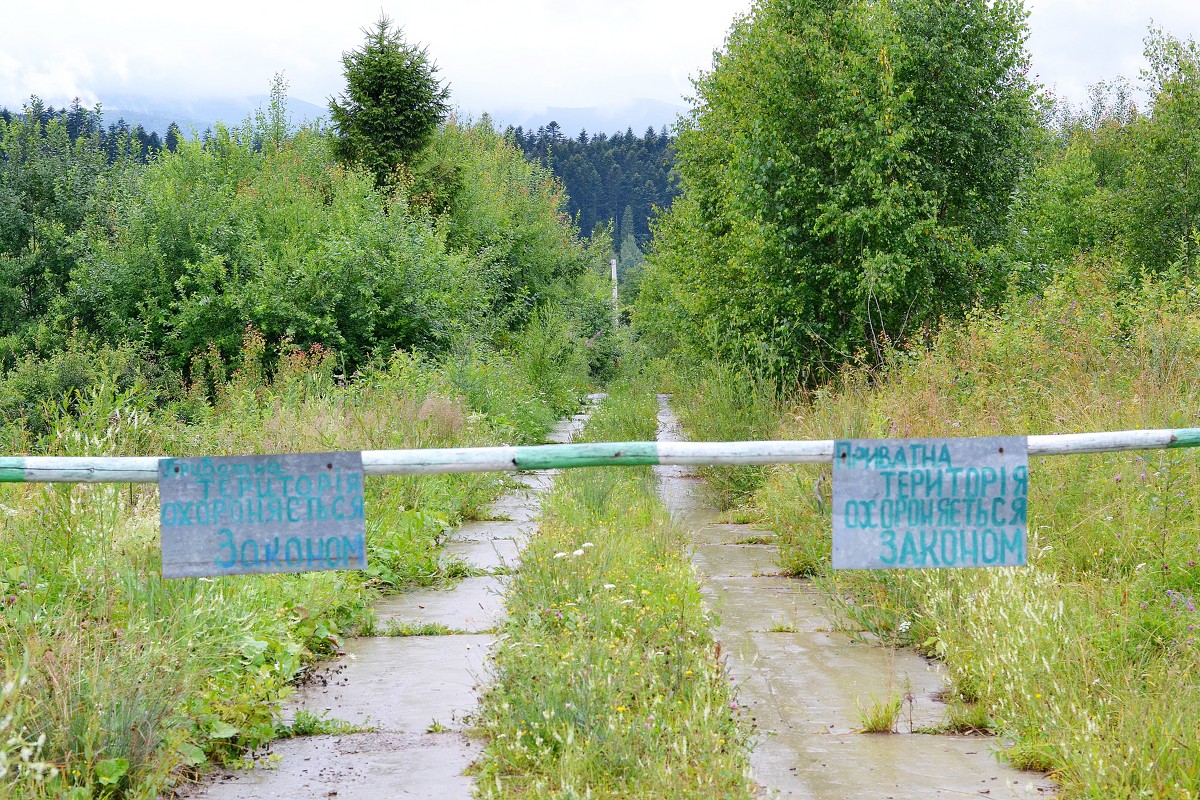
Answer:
[{"xmin": 2, "ymin": 1, "xmax": 1199, "ymax": 117}]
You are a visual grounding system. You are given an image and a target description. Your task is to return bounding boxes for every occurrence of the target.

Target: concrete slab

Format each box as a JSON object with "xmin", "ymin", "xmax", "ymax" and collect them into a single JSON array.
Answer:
[
  {"xmin": 178, "ymin": 732, "xmax": 480, "ymax": 800},
  {"xmin": 443, "ymin": 537, "xmax": 522, "ymax": 571},
  {"xmin": 451, "ymin": 519, "xmax": 530, "ymax": 543},
  {"xmin": 284, "ymin": 635, "xmax": 494, "ymax": 733},
  {"xmin": 374, "ymin": 577, "xmax": 507, "ymax": 632},
  {"xmin": 692, "ymin": 542, "xmax": 781, "ymax": 578}
]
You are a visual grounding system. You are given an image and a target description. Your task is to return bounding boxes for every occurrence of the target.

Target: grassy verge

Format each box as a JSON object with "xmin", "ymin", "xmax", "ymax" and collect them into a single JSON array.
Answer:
[
  {"xmin": 664, "ymin": 359, "xmax": 782, "ymax": 512},
  {"xmin": 0, "ymin": 336, "xmax": 589, "ymax": 799},
  {"xmin": 725, "ymin": 265, "xmax": 1200, "ymax": 797},
  {"xmin": 473, "ymin": 377, "xmax": 754, "ymax": 799}
]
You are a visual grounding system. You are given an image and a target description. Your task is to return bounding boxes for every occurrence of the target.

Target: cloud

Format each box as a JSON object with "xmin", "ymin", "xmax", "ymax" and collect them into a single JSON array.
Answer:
[
  {"xmin": 1026, "ymin": 0, "xmax": 1200, "ymax": 106},
  {"xmin": 4, "ymin": 0, "xmax": 1200, "ymax": 115}
]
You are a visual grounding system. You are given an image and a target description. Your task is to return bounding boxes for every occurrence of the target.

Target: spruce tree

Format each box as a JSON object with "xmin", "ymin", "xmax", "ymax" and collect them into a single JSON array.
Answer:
[{"xmin": 329, "ymin": 15, "xmax": 450, "ymax": 186}]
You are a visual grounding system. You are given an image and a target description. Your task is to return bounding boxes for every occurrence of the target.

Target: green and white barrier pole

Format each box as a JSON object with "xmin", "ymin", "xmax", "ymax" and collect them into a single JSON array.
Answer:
[{"xmin": 2, "ymin": 428, "xmax": 1199, "ymax": 484}]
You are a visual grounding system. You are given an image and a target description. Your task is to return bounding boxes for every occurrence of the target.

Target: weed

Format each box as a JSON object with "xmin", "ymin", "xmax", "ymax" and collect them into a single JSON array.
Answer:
[
  {"xmin": 278, "ymin": 710, "xmax": 367, "ymax": 737},
  {"xmin": 381, "ymin": 621, "xmax": 469, "ymax": 637},
  {"xmin": 473, "ymin": 374, "xmax": 754, "ymax": 798},
  {"xmin": 733, "ymin": 535, "xmax": 775, "ymax": 545},
  {"xmin": 855, "ymin": 692, "xmax": 902, "ymax": 733}
]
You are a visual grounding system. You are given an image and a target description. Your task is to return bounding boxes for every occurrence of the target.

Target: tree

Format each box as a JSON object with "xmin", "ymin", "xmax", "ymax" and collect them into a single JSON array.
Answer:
[
  {"xmin": 165, "ymin": 122, "xmax": 182, "ymax": 153},
  {"xmin": 637, "ymin": 0, "xmax": 1036, "ymax": 379},
  {"xmin": 329, "ymin": 15, "xmax": 450, "ymax": 185},
  {"xmin": 1124, "ymin": 28, "xmax": 1200, "ymax": 270}
]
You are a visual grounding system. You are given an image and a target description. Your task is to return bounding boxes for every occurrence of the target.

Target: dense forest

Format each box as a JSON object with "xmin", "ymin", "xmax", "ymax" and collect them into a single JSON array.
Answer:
[
  {"xmin": 0, "ymin": 78, "xmax": 616, "ymax": 434},
  {"xmin": 508, "ymin": 122, "xmax": 677, "ymax": 292},
  {"xmin": 508, "ymin": 122, "xmax": 676, "ymax": 247}
]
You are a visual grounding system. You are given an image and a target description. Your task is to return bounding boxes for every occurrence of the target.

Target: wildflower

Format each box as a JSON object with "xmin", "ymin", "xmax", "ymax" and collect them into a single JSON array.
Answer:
[
  {"xmin": 553, "ymin": 552, "xmax": 567, "ymax": 559},
  {"xmin": 603, "ymin": 583, "xmax": 616, "ymax": 590},
  {"xmin": 582, "ymin": 542, "xmax": 594, "ymax": 548},
  {"xmin": 573, "ymin": 549, "xmax": 584, "ymax": 557}
]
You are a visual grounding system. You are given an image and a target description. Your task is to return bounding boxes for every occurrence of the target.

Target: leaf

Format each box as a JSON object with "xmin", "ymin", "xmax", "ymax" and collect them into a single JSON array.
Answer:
[
  {"xmin": 94, "ymin": 757, "xmax": 129, "ymax": 786},
  {"xmin": 207, "ymin": 720, "xmax": 239, "ymax": 739},
  {"xmin": 177, "ymin": 742, "xmax": 207, "ymax": 767}
]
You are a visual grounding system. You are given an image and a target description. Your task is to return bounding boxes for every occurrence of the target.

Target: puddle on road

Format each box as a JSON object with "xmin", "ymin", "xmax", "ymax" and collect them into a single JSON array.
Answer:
[
  {"xmin": 179, "ymin": 403, "xmax": 597, "ymax": 800},
  {"xmin": 655, "ymin": 395, "xmax": 1055, "ymax": 800}
]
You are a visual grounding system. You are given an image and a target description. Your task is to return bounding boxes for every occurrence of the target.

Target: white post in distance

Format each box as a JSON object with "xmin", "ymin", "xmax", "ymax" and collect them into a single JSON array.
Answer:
[{"xmin": 610, "ymin": 257, "xmax": 619, "ymax": 331}]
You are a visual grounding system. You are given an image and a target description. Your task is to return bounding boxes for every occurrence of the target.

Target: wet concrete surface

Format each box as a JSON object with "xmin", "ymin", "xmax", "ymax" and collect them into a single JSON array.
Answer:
[
  {"xmin": 655, "ymin": 395, "xmax": 1056, "ymax": 800},
  {"xmin": 191, "ymin": 732, "xmax": 480, "ymax": 800},
  {"xmin": 178, "ymin": 402, "xmax": 596, "ymax": 800},
  {"xmin": 374, "ymin": 577, "xmax": 508, "ymax": 632}
]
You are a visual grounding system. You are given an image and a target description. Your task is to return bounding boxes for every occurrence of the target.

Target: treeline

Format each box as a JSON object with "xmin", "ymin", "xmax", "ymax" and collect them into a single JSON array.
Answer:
[
  {"xmin": 0, "ymin": 96, "xmax": 183, "ymax": 163},
  {"xmin": 507, "ymin": 122, "xmax": 677, "ymax": 247}
]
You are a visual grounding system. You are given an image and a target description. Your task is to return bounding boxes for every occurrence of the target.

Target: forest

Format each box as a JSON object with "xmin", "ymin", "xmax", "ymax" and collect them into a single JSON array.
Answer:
[{"xmin": 2, "ymin": 0, "xmax": 1200, "ymax": 797}]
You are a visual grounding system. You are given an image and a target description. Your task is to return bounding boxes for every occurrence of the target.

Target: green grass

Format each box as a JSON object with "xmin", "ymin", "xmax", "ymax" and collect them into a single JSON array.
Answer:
[
  {"xmin": 732, "ymin": 535, "xmax": 775, "ymax": 545},
  {"xmin": 0, "ymin": 335, "xmax": 590, "ymax": 799},
  {"xmin": 715, "ymin": 263, "xmax": 1200, "ymax": 797},
  {"xmin": 277, "ymin": 710, "xmax": 370, "ymax": 737},
  {"xmin": 472, "ymin": 375, "xmax": 754, "ymax": 799},
  {"xmin": 376, "ymin": 621, "xmax": 474, "ymax": 637},
  {"xmin": 855, "ymin": 692, "xmax": 903, "ymax": 734}
]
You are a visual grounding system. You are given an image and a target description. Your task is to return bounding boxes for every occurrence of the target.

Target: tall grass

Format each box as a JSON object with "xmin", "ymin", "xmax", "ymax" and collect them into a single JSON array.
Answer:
[
  {"xmin": 664, "ymin": 358, "xmax": 783, "ymax": 511},
  {"xmin": 0, "ymin": 328, "xmax": 592, "ymax": 798},
  {"xmin": 745, "ymin": 262, "xmax": 1200, "ymax": 797},
  {"xmin": 473, "ymin": 374, "xmax": 753, "ymax": 799}
]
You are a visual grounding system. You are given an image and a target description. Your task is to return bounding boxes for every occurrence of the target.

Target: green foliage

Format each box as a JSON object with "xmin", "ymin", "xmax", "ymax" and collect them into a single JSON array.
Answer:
[
  {"xmin": 329, "ymin": 15, "xmax": 450, "ymax": 186},
  {"xmin": 58, "ymin": 122, "xmax": 478, "ymax": 374},
  {"xmin": 0, "ymin": 99, "xmax": 111, "ymax": 343},
  {"xmin": 474, "ymin": 379, "xmax": 753, "ymax": 799},
  {"xmin": 508, "ymin": 123, "xmax": 677, "ymax": 251},
  {"xmin": 419, "ymin": 118, "xmax": 595, "ymax": 332},
  {"xmin": 1125, "ymin": 28, "xmax": 1200, "ymax": 271},
  {"xmin": 1005, "ymin": 28, "xmax": 1200, "ymax": 292},
  {"xmin": 0, "ymin": 329, "xmax": 585, "ymax": 798},
  {"xmin": 758, "ymin": 260, "xmax": 1200, "ymax": 796},
  {"xmin": 637, "ymin": 0, "xmax": 1036, "ymax": 380}
]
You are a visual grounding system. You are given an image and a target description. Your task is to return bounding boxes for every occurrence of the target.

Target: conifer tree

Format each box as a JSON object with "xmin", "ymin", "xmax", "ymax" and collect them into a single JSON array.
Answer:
[{"xmin": 329, "ymin": 15, "xmax": 450, "ymax": 185}]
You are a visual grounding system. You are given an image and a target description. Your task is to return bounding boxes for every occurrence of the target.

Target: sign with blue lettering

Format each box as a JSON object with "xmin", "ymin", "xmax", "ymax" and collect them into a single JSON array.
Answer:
[
  {"xmin": 832, "ymin": 437, "xmax": 1028, "ymax": 570},
  {"xmin": 158, "ymin": 452, "xmax": 366, "ymax": 578}
]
